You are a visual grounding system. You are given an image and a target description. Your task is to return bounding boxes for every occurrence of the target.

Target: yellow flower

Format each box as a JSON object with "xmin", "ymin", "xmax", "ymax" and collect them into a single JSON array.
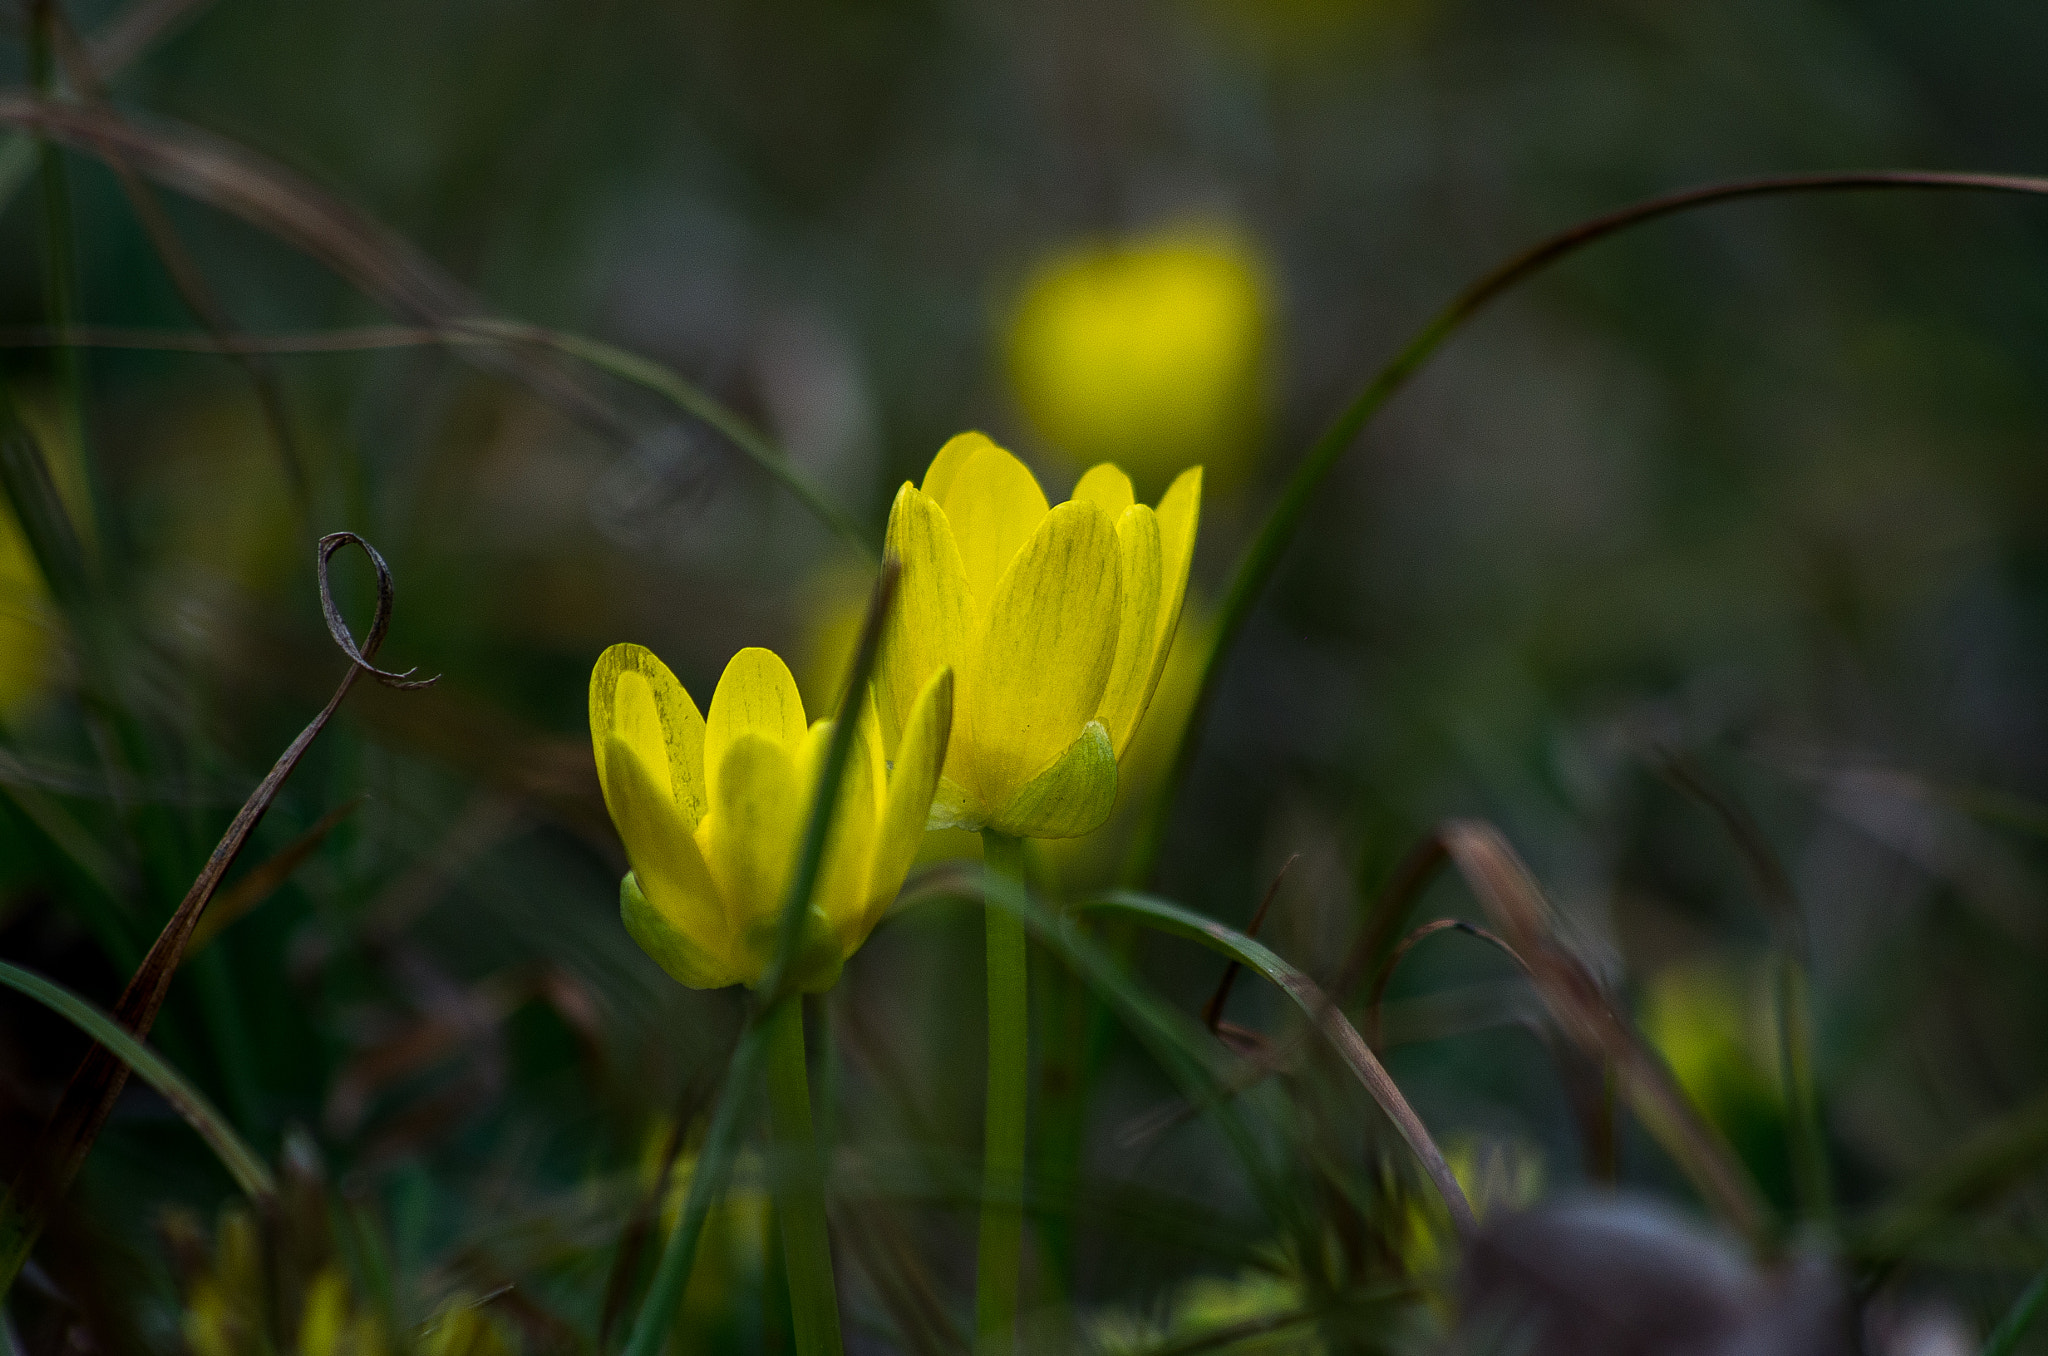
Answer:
[
  {"xmin": 590, "ymin": 643, "xmax": 953, "ymax": 991},
  {"xmin": 1008, "ymin": 226, "xmax": 1268, "ymax": 492},
  {"xmin": 878, "ymin": 432, "xmax": 1200, "ymax": 840}
]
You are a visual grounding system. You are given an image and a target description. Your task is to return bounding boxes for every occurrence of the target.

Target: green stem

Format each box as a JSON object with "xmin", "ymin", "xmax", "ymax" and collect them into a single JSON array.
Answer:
[
  {"xmin": 764, "ymin": 998, "xmax": 843, "ymax": 1356},
  {"xmin": 978, "ymin": 830, "xmax": 1030, "ymax": 1352}
]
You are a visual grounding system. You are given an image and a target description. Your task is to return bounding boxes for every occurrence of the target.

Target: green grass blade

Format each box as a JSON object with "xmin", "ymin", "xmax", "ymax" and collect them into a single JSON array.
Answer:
[
  {"xmin": 0, "ymin": 959, "xmax": 274, "ymax": 1201},
  {"xmin": 1853, "ymin": 1085, "xmax": 2048, "ymax": 1265},
  {"xmin": 1982, "ymin": 1262, "xmax": 2048, "ymax": 1356},
  {"xmin": 453, "ymin": 321, "xmax": 875, "ymax": 562},
  {"xmin": 900, "ymin": 868, "xmax": 1296, "ymax": 1237},
  {"xmin": 1126, "ymin": 170, "xmax": 2048, "ymax": 888}
]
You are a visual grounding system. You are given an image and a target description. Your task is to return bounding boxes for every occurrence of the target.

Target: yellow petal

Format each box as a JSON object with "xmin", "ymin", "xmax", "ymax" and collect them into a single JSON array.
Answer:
[
  {"xmin": 862, "ymin": 666, "xmax": 954, "ymax": 943},
  {"xmin": 1139, "ymin": 465, "xmax": 1203, "ymax": 720},
  {"xmin": 702, "ymin": 731, "xmax": 802, "ymax": 946},
  {"xmin": 1093, "ymin": 504, "xmax": 1164, "ymax": 756},
  {"xmin": 705, "ymin": 647, "xmax": 807, "ymax": 808},
  {"xmin": 622, "ymin": 871, "xmax": 747, "ymax": 990},
  {"xmin": 937, "ymin": 438, "xmax": 1049, "ymax": 610},
  {"xmin": 963, "ymin": 499, "xmax": 1122, "ymax": 807},
  {"xmin": 590, "ymin": 643, "xmax": 707, "ymax": 831},
  {"xmin": 921, "ymin": 430, "xmax": 998, "ymax": 504},
  {"xmin": 1071, "ymin": 463, "xmax": 1134, "ymax": 519},
  {"xmin": 791, "ymin": 715, "xmax": 879, "ymax": 948},
  {"xmin": 604, "ymin": 732, "xmax": 743, "ymax": 987},
  {"xmin": 991, "ymin": 720, "xmax": 1117, "ymax": 838},
  {"xmin": 879, "ymin": 484, "xmax": 973, "ymax": 751}
]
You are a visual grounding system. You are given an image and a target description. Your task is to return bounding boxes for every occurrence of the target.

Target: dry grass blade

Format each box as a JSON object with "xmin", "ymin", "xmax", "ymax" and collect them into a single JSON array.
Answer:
[
  {"xmin": 43, "ymin": 11, "xmax": 310, "ymax": 521},
  {"xmin": 1330, "ymin": 834, "xmax": 1451, "ymax": 1004},
  {"xmin": 1084, "ymin": 891, "xmax": 1477, "ymax": 1242},
  {"xmin": 1439, "ymin": 819, "xmax": 1773, "ymax": 1250},
  {"xmin": 0, "ymin": 320, "xmax": 876, "ymax": 557},
  {"xmin": 1201, "ymin": 853, "xmax": 1297, "ymax": 1033},
  {"xmin": 90, "ymin": 0, "xmax": 217, "ymax": 75},
  {"xmin": 0, "ymin": 101, "xmax": 869, "ymax": 553},
  {"xmin": 0, "ymin": 0, "xmax": 219, "ymax": 208},
  {"xmin": 1365, "ymin": 918, "xmax": 1525, "ymax": 1048},
  {"xmin": 0, "ymin": 532, "xmax": 429, "ymax": 1291}
]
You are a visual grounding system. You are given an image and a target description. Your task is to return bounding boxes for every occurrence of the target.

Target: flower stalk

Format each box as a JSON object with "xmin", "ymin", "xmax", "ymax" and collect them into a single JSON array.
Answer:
[
  {"xmin": 977, "ymin": 829, "xmax": 1030, "ymax": 1351},
  {"xmin": 764, "ymin": 997, "xmax": 843, "ymax": 1356}
]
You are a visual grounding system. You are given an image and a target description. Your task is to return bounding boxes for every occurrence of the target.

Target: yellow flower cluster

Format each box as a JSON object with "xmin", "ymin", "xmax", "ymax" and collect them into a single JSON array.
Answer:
[{"xmin": 592, "ymin": 432, "xmax": 1199, "ymax": 989}]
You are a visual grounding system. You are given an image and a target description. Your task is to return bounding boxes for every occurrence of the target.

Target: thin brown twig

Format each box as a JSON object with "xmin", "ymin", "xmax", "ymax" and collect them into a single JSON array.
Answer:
[
  {"xmin": 1201, "ymin": 853, "xmax": 1298, "ymax": 1033},
  {"xmin": 1364, "ymin": 918, "xmax": 1526, "ymax": 1049}
]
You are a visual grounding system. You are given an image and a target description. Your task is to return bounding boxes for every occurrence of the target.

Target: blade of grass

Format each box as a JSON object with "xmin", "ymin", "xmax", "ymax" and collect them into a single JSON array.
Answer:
[
  {"xmin": 620, "ymin": 561, "xmax": 900, "ymax": 1356},
  {"xmin": 1981, "ymin": 1261, "xmax": 2048, "ymax": 1356},
  {"xmin": 900, "ymin": 872, "xmax": 1295, "ymax": 1237},
  {"xmin": 1851, "ymin": 1085, "xmax": 2048, "ymax": 1267},
  {"xmin": 0, "ymin": 532, "xmax": 431, "ymax": 1294},
  {"xmin": 1438, "ymin": 819, "xmax": 1773, "ymax": 1251},
  {"xmin": 1651, "ymin": 749, "xmax": 1832, "ymax": 1223},
  {"xmin": 1128, "ymin": 169, "xmax": 2048, "ymax": 889},
  {"xmin": 1364, "ymin": 918, "xmax": 1525, "ymax": 1049},
  {"xmin": 0, "ymin": 959, "xmax": 273, "ymax": 1202},
  {"xmin": 1079, "ymin": 889, "xmax": 1475, "ymax": 1242}
]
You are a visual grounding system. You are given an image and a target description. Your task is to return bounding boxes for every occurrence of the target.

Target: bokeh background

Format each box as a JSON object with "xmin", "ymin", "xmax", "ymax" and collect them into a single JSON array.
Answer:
[{"xmin": 4, "ymin": 0, "xmax": 2048, "ymax": 1350}]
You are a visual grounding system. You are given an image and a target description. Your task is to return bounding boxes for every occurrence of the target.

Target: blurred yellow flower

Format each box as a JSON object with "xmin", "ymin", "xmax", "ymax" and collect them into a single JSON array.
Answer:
[
  {"xmin": 419, "ymin": 1294, "xmax": 515, "ymax": 1356},
  {"xmin": 179, "ymin": 1215, "xmax": 385, "ymax": 1356},
  {"xmin": 1008, "ymin": 226, "xmax": 1268, "ymax": 492},
  {"xmin": 0, "ymin": 506, "xmax": 54, "ymax": 725},
  {"xmin": 1642, "ymin": 958, "xmax": 1784, "ymax": 1131},
  {"xmin": 878, "ymin": 433, "xmax": 1200, "ymax": 840},
  {"xmin": 1401, "ymin": 1136, "xmax": 1544, "ymax": 1281},
  {"xmin": 590, "ymin": 643, "xmax": 953, "ymax": 991},
  {"xmin": 641, "ymin": 1126, "xmax": 773, "ymax": 1328}
]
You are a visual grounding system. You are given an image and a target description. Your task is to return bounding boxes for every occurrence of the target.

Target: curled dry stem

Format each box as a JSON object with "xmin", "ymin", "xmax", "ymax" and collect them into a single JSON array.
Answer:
[{"xmin": 0, "ymin": 532, "xmax": 431, "ymax": 1292}]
